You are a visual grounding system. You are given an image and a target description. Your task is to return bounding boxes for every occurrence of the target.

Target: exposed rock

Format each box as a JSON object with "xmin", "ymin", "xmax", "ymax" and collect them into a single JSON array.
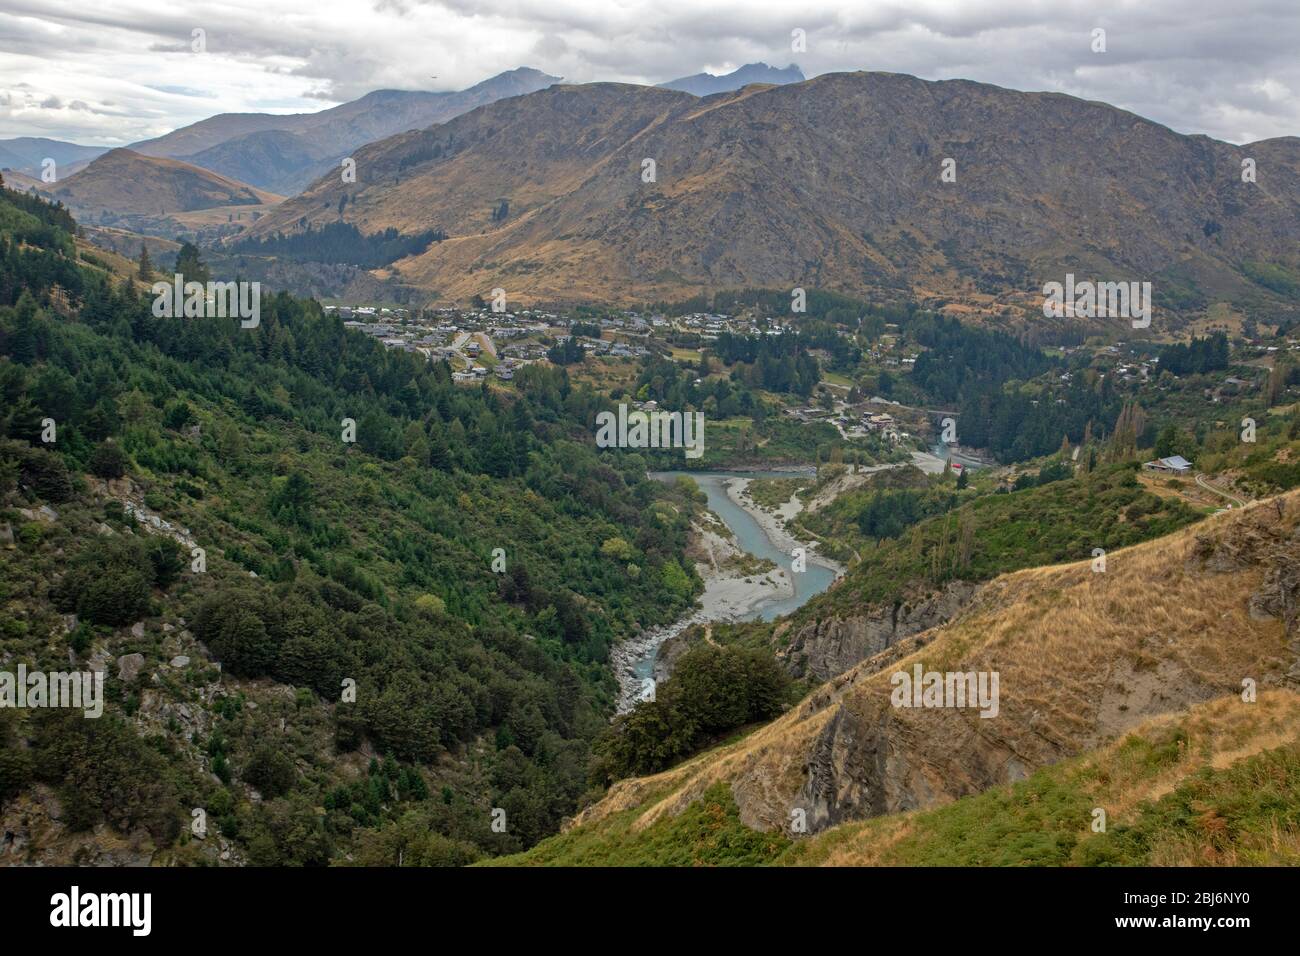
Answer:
[
  {"xmin": 117, "ymin": 653, "xmax": 146, "ymax": 683},
  {"xmin": 580, "ymin": 495, "xmax": 1300, "ymax": 842},
  {"xmin": 170, "ymin": 655, "xmax": 190, "ymax": 668},
  {"xmin": 88, "ymin": 650, "xmax": 113, "ymax": 675},
  {"xmin": 779, "ymin": 580, "xmax": 979, "ymax": 681},
  {"xmin": 653, "ymin": 628, "xmax": 697, "ymax": 683},
  {"xmin": 130, "ymin": 621, "xmax": 146, "ymax": 638}
]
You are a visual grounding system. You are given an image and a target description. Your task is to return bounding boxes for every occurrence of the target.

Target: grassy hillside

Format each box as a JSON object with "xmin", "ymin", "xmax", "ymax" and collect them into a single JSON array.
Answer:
[
  {"xmin": 511, "ymin": 490, "xmax": 1298, "ymax": 864},
  {"xmin": 499, "ymin": 692, "xmax": 1300, "ymax": 866},
  {"xmin": 798, "ymin": 461, "xmax": 1202, "ymax": 619}
]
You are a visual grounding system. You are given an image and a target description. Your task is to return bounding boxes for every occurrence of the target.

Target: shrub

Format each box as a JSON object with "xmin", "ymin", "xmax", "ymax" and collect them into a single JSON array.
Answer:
[
  {"xmin": 243, "ymin": 743, "xmax": 297, "ymax": 798},
  {"xmin": 18, "ymin": 446, "xmax": 74, "ymax": 502},
  {"xmin": 593, "ymin": 644, "xmax": 790, "ymax": 782},
  {"xmin": 88, "ymin": 441, "xmax": 129, "ymax": 479},
  {"xmin": 53, "ymin": 536, "xmax": 161, "ymax": 627}
]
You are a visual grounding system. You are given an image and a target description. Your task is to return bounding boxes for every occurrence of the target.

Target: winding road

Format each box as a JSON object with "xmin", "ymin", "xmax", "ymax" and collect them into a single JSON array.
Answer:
[{"xmin": 1195, "ymin": 473, "xmax": 1249, "ymax": 509}]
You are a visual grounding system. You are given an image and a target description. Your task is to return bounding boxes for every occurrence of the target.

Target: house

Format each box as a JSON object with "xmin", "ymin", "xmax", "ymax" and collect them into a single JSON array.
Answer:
[{"xmin": 1143, "ymin": 455, "xmax": 1193, "ymax": 474}]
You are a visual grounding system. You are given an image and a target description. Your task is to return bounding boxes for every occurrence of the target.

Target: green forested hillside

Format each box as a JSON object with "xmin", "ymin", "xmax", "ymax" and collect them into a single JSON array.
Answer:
[
  {"xmin": 786, "ymin": 461, "xmax": 1202, "ymax": 622},
  {"xmin": 0, "ymin": 184, "xmax": 704, "ymax": 862}
]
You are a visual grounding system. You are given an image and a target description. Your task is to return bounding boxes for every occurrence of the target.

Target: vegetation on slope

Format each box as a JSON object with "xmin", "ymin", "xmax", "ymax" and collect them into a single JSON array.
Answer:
[
  {"xmin": 499, "ymin": 692, "xmax": 1300, "ymax": 867},
  {"xmin": 0, "ymin": 183, "xmax": 709, "ymax": 862},
  {"xmin": 590, "ymin": 644, "xmax": 794, "ymax": 784},
  {"xmin": 794, "ymin": 460, "xmax": 1200, "ymax": 621}
]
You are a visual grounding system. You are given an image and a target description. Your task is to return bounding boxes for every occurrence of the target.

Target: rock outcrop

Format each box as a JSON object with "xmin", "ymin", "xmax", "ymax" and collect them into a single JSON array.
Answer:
[
  {"xmin": 776, "ymin": 580, "xmax": 978, "ymax": 681},
  {"xmin": 573, "ymin": 492, "xmax": 1300, "ymax": 839}
]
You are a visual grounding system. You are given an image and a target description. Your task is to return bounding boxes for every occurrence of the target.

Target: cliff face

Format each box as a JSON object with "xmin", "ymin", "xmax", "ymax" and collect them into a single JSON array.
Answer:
[
  {"xmin": 570, "ymin": 492, "xmax": 1300, "ymax": 838},
  {"xmin": 776, "ymin": 580, "xmax": 979, "ymax": 682}
]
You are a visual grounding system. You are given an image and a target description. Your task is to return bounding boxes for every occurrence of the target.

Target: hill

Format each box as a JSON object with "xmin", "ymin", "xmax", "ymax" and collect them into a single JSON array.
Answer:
[
  {"xmin": 0, "ymin": 169, "xmax": 46, "ymax": 193},
  {"xmin": 244, "ymin": 71, "xmax": 1300, "ymax": 312},
  {"xmin": 46, "ymin": 149, "xmax": 282, "ymax": 237},
  {"xmin": 773, "ymin": 462, "xmax": 1203, "ymax": 680},
  {"xmin": 0, "ymin": 183, "xmax": 707, "ymax": 864},
  {"xmin": 514, "ymin": 490, "xmax": 1299, "ymax": 859},
  {"xmin": 495, "ymin": 689, "xmax": 1300, "ymax": 865}
]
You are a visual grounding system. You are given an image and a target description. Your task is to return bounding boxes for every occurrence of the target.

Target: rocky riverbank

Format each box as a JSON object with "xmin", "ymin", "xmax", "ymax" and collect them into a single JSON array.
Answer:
[{"xmin": 613, "ymin": 472, "xmax": 837, "ymax": 712}]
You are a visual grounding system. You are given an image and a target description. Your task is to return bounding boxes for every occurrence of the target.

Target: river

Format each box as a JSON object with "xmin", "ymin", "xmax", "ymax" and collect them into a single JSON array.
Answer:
[{"xmin": 613, "ymin": 470, "xmax": 839, "ymax": 711}]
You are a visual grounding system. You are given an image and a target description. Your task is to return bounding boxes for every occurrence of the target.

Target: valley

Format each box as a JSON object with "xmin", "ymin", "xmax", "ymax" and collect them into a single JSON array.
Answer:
[{"xmin": 1, "ymin": 8, "xmax": 1299, "ymax": 893}]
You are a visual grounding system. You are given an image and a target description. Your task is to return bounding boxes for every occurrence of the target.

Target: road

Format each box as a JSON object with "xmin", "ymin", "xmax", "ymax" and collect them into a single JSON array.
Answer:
[{"xmin": 1195, "ymin": 473, "xmax": 1249, "ymax": 508}]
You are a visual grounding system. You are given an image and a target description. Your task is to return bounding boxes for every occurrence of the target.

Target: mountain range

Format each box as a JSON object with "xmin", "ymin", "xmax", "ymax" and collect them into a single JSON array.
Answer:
[
  {"xmin": 126, "ymin": 68, "xmax": 563, "ymax": 195},
  {"xmin": 244, "ymin": 71, "xmax": 1300, "ymax": 312},
  {"xmin": 658, "ymin": 62, "xmax": 804, "ymax": 95},
  {"xmin": 10, "ymin": 65, "xmax": 1299, "ymax": 317},
  {"xmin": 0, "ymin": 136, "xmax": 108, "ymax": 178}
]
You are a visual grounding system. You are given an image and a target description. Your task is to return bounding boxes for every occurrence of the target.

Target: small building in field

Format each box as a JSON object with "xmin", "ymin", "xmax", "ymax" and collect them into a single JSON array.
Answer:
[{"xmin": 1143, "ymin": 455, "xmax": 1193, "ymax": 474}]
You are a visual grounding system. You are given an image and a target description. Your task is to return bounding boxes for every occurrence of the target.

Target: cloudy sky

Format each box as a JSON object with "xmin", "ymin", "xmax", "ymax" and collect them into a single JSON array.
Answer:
[{"xmin": 1, "ymin": 0, "xmax": 1296, "ymax": 146}]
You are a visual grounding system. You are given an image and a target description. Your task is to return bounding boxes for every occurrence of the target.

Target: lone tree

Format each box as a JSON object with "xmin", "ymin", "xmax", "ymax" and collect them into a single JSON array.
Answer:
[{"xmin": 137, "ymin": 243, "xmax": 153, "ymax": 281}]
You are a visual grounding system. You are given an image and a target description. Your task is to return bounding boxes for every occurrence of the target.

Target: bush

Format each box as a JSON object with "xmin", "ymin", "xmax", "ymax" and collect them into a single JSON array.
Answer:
[
  {"xmin": 243, "ymin": 743, "xmax": 297, "ymax": 798},
  {"xmin": 162, "ymin": 401, "xmax": 194, "ymax": 430},
  {"xmin": 88, "ymin": 441, "xmax": 129, "ymax": 479},
  {"xmin": 146, "ymin": 538, "xmax": 186, "ymax": 588},
  {"xmin": 76, "ymin": 567, "xmax": 151, "ymax": 627},
  {"xmin": 31, "ymin": 709, "xmax": 182, "ymax": 841},
  {"xmin": 18, "ymin": 446, "xmax": 74, "ymax": 502},
  {"xmin": 194, "ymin": 592, "xmax": 274, "ymax": 677},
  {"xmin": 0, "ymin": 713, "xmax": 33, "ymax": 807},
  {"xmin": 593, "ymin": 644, "xmax": 790, "ymax": 782},
  {"xmin": 53, "ymin": 536, "xmax": 159, "ymax": 627}
]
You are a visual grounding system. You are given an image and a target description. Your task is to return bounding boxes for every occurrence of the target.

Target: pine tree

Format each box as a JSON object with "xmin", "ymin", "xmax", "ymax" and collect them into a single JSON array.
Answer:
[
  {"xmin": 137, "ymin": 244, "xmax": 153, "ymax": 281},
  {"xmin": 1266, "ymin": 362, "xmax": 1287, "ymax": 407},
  {"xmin": 174, "ymin": 241, "xmax": 209, "ymax": 284}
]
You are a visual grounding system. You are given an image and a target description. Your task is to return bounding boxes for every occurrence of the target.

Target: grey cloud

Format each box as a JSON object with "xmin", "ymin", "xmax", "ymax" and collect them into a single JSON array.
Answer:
[{"xmin": 0, "ymin": 0, "xmax": 1294, "ymax": 145}]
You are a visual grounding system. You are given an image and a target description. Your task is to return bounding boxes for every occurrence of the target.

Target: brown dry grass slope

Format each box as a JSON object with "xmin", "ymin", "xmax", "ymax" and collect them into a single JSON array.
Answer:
[
  {"xmin": 570, "ymin": 490, "xmax": 1300, "ymax": 839},
  {"xmin": 246, "ymin": 72, "xmax": 1300, "ymax": 307},
  {"xmin": 786, "ymin": 689, "xmax": 1300, "ymax": 866},
  {"xmin": 51, "ymin": 149, "xmax": 282, "ymax": 220}
]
